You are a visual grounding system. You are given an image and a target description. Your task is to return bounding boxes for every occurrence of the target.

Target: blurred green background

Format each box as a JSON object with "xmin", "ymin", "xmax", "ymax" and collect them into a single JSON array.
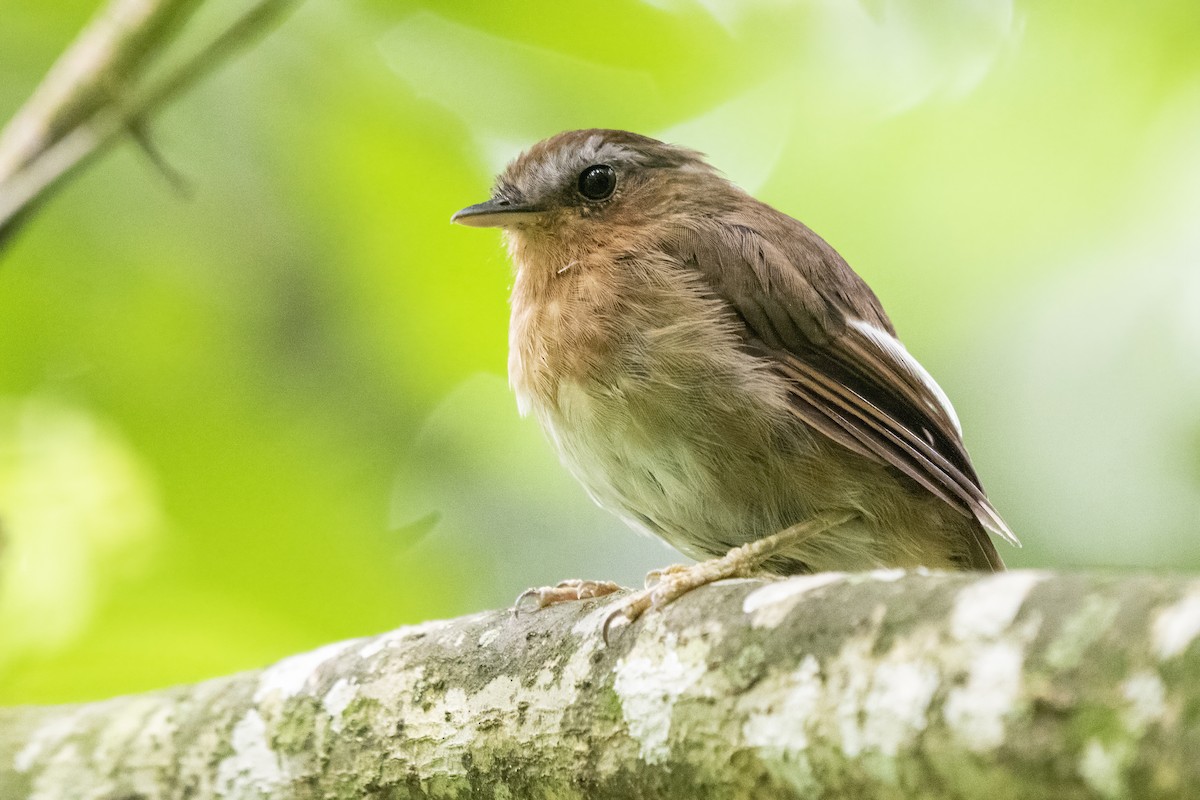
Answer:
[{"xmin": 1, "ymin": 0, "xmax": 1198, "ymax": 705}]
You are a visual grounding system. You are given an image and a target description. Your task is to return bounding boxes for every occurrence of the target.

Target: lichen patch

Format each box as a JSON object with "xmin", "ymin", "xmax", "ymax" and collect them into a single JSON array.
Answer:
[
  {"xmin": 215, "ymin": 710, "xmax": 284, "ymax": 795},
  {"xmin": 861, "ymin": 658, "xmax": 940, "ymax": 757},
  {"xmin": 613, "ymin": 630, "xmax": 710, "ymax": 763},
  {"xmin": 740, "ymin": 654, "xmax": 822, "ymax": 752},
  {"xmin": 1151, "ymin": 588, "xmax": 1200, "ymax": 660},
  {"xmin": 358, "ymin": 617, "xmax": 457, "ymax": 661},
  {"xmin": 950, "ymin": 570, "xmax": 1045, "ymax": 642},
  {"xmin": 26, "ymin": 742, "xmax": 104, "ymax": 800},
  {"xmin": 254, "ymin": 639, "xmax": 358, "ymax": 703},
  {"xmin": 1078, "ymin": 736, "xmax": 1134, "ymax": 800},
  {"xmin": 12, "ymin": 709, "xmax": 84, "ymax": 774},
  {"xmin": 865, "ymin": 568, "xmax": 907, "ymax": 583},
  {"xmin": 743, "ymin": 573, "xmax": 847, "ymax": 628},
  {"xmin": 832, "ymin": 631, "xmax": 880, "ymax": 759},
  {"xmin": 1120, "ymin": 670, "xmax": 1166, "ymax": 734},
  {"xmin": 738, "ymin": 654, "xmax": 823, "ymax": 794},
  {"xmin": 346, "ymin": 619, "xmax": 605, "ymax": 783},
  {"xmin": 942, "ymin": 640, "xmax": 1024, "ymax": 752},
  {"xmin": 322, "ymin": 678, "xmax": 360, "ymax": 733}
]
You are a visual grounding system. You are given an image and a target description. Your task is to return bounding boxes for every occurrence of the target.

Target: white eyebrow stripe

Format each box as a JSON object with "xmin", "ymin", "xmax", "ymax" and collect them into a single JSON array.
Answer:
[{"xmin": 848, "ymin": 318, "xmax": 964, "ymax": 437}]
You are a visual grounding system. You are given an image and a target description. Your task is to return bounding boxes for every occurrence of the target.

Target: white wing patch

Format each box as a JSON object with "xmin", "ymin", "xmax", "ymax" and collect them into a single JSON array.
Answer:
[{"xmin": 848, "ymin": 319, "xmax": 964, "ymax": 438}]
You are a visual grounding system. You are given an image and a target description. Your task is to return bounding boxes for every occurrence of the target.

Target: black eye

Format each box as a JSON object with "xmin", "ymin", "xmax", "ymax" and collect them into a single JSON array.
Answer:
[{"xmin": 578, "ymin": 164, "xmax": 616, "ymax": 201}]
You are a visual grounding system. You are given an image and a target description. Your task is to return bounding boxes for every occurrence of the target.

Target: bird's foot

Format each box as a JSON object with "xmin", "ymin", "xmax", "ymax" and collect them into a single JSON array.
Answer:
[
  {"xmin": 602, "ymin": 552, "xmax": 754, "ymax": 642},
  {"xmin": 514, "ymin": 579, "xmax": 622, "ymax": 613},
  {"xmin": 643, "ymin": 562, "xmax": 694, "ymax": 587},
  {"xmin": 602, "ymin": 511, "xmax": 856, "ymax": 642}
]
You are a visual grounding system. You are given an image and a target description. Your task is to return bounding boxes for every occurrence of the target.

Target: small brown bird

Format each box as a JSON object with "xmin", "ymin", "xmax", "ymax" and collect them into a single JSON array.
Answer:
[{"xmin": 453, "ymin": 129, "xmax": 1018, "ymax": 628}]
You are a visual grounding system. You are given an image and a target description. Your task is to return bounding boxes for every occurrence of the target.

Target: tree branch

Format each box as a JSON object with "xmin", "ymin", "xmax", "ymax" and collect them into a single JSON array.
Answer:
[
  {"xmin": 0, "ymin": 0, "xmax": 199, "ymax": 182},
  {"xmin": 1, "ymin": 570, "xmax": 1197, "ymax": 798},
  {"xmin": 0, "ymin": 0, "xmax": 298, "ymax": 249}
]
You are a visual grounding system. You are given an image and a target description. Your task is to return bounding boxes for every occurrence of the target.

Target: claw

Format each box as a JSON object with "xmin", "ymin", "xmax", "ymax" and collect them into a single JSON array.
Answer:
[
  {"xmin": 512, "ymin": 587, "xmax": 543, "ymax": 616},
  {"xmin": 601, "ymin": 607, "xmax": 622, "ymax": 646},
  {"xmin": 600, "ymin": 588, "xmax": 656, "ymax": 645},
  {"xmin": 601, "ymin": 595, "xmax": 648, "ymax": 645},
  {"xmin": 513, "ymin": 579, "xmax": 622, "ymax": 617}
]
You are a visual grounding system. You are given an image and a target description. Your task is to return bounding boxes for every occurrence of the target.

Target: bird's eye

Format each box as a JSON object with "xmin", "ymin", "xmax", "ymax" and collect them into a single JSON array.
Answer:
[{"xmin": 578, "ymin": 164, "xmax": 616, "ymax": 201}]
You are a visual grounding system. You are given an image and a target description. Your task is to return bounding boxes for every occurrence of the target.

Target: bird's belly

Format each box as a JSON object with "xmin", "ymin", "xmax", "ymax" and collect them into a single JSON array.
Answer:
[
  {"xmin": 539, "ymin": 376, "xmax": 956, "ymax": 571},
  {"xmin": 529, "ymin": 364, "xmax": 819, "ymax": 563}
]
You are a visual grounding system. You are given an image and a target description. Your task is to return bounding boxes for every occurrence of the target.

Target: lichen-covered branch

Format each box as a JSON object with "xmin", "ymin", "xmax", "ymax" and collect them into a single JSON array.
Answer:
[
  {"xmin": 0, "ymin": 0, "xmax": 298, "ymax": 246},
  {"xmin": 1, "ymin": 570, "xmax": 1198, "ymax": 799}
]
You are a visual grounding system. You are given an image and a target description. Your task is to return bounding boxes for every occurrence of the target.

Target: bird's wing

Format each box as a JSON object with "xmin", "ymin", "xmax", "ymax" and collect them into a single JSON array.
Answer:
[{"xmin": 663, "ymin": 214, "xmax": 1017, "ymax": 568}]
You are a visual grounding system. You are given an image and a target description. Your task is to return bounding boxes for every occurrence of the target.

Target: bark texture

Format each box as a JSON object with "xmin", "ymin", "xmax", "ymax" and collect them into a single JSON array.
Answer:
[{"xmin": 1, "ymin": 570, "xmax": 1198, "ymax": 799}]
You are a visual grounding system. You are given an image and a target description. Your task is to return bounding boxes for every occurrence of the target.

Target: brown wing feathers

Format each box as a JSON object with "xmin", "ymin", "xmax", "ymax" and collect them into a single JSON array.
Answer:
[{"xmin": 665, "ymin": 214, "xmax": 1016, "ymax": 564}]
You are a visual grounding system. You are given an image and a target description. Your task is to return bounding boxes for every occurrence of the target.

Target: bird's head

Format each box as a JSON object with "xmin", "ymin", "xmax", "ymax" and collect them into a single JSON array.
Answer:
[{"xmin": 452, "ymin": 130, "xmax": 725, "ymax": 257}]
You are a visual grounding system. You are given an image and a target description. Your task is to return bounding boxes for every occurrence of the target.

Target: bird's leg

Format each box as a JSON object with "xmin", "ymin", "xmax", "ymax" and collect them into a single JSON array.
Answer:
[
  {"xmin": 644, "ymin": 563, "xmax": 695, "ymax": 587},
  {"xmin": 603, "ymin": 511, "xmax": 856, "ymax": 641},
  {"xmin": 514, "ymin": 578, "xmax": 623, "ymax": 612}
]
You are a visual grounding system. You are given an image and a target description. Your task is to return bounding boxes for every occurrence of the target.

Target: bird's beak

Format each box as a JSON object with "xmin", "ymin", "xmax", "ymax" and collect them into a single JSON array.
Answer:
[{"xmin": 451, "ymin": 198, "xmax": 543, "ymax": 228}]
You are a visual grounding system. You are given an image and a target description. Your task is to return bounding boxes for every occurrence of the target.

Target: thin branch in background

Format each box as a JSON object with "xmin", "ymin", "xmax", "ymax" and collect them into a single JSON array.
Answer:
[
  {"xmin": 127, "ymin": 119, "xmax": 194, "ymax": 196},
  {"xmin": 0, "ymin": 0, "xmax": 201, "ymax": 182},
  {"xmin": 0, "ymin": 0, "xmax": 300, "ymax": 250}
]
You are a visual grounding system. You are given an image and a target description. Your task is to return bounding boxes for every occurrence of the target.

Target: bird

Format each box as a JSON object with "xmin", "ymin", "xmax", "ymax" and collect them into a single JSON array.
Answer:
[{"xmin": 452, "ymin": 129, "xmax": 1018, "ymax": 631}]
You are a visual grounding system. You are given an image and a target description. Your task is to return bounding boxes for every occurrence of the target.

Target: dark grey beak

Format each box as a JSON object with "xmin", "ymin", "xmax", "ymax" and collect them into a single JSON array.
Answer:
[{"xmin": 451, "ymin": 198, "xmax": 542, "ymax": 228}]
